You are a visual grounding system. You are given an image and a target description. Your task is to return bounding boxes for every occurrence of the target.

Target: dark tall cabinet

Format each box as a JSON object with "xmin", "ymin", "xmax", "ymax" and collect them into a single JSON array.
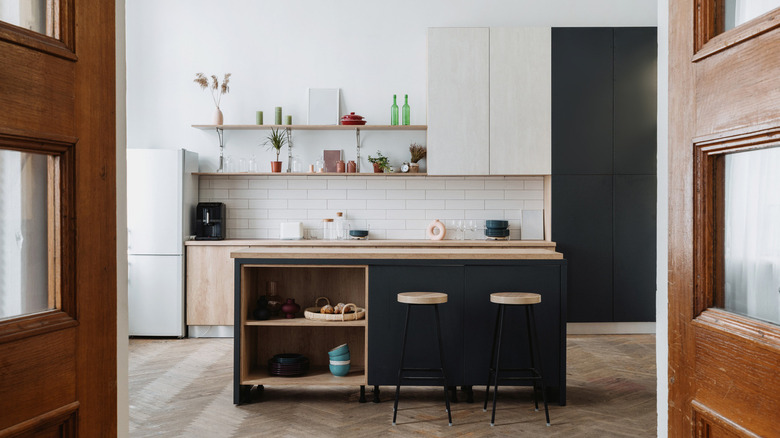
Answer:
[{"xmin": 552, "ymin": 27, "xmax": 657, "ymax": 322}]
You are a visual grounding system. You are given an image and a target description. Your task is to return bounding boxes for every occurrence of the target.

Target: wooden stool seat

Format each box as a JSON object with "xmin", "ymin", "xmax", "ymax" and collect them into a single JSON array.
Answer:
[
  {"xmin": 490, "ymin": 292, "xmax": 541, "ymax": 305},
  {"xmin": 397, "ymin": 292, "xmax": 448, "ymax": 305}
]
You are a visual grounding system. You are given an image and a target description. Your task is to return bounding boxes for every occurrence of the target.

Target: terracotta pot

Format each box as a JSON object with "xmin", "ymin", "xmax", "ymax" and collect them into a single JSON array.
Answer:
[
  {"xmin": 281, "ymin": 298, "xmax": 300, "ymax": 319},
  {"xmin": 409, "ymin": 162, "xmax": 420, "ymax": 173},
  {"xmin": 336, "ymin": 160, "xmax": 346, "ymax": 173},
  {"xmin": 347, "ymin": 161, "xmax": 357, "ymax": 173},
  {"xmin": 270, "ymin": 161, "xmax": 282, "ymax": 172},
  {"xmin": 372, "ymin": 163, "xmax": 383, "ymax": 173}
]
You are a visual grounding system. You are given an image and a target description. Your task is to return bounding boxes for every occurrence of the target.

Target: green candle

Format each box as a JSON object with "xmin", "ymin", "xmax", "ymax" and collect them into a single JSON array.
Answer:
[
  {"xmin": 256, "ymin": 111, "xmax": 263, "ymax": 125},
  {"xmin": 275, "ymin": 107, "xmax": 282, "ymax": 125},
  {"xmin": 285, "ymin": 115, "xmax": 292, "ymax": 125}
]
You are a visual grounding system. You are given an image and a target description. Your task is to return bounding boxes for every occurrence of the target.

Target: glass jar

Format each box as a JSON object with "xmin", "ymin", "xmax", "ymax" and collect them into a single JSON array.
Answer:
[{"xmin": 322, "ymin": 218, "xmax": 335, "ymax": 240}]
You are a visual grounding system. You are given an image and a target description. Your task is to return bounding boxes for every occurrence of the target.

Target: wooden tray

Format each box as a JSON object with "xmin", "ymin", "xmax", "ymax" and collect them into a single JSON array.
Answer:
[{"xmin": 304, "ymin": 297, "xmax": 365, "ymax": 321}]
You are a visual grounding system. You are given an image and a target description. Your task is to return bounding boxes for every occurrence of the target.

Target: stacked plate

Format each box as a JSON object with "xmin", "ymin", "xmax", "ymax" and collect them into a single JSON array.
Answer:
[
  {"xmin": 485, "ymin": 220, "xmax": 510, "ymax": 240},
  {"xmin": 268, "ymin": 353, "xmax": 309, "ymax": 377}
]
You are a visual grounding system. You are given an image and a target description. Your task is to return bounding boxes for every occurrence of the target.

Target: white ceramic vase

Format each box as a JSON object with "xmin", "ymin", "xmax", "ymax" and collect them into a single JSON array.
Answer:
[{"xmin": 212, "ymin": 107, "xmax": 223, "ymax": 125}]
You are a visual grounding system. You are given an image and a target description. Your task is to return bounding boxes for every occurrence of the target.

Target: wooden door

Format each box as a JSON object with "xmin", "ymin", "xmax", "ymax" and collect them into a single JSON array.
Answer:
[
  {"xmin": 669, "ymin": 2, "xmax": 780, "ymax": 437},
  {"xmin": 0, "ymin": 0, "xmax": 117, "ymax": 436}
]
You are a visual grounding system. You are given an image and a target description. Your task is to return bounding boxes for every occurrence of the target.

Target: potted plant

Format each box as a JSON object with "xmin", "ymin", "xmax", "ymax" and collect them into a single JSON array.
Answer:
[
  {"xmin": 368, "ymin": 151, "xmax": 390, "ymax": 173},
  {"xmin": 193, "ymin": 72, "xmax": 231, "ymax": 125},
  {"xmin": 409, "ymin": 143, "xmax": 426, "ymax": 173},
  {"xmin": 263, "ymin": 128, "xmax": 288, "ymax": 172}
]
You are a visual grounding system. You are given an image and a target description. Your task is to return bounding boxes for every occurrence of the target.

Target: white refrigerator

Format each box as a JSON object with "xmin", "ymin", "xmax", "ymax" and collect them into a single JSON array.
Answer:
[{"xmin": 127, "ymin": 148, "xmax": 198, "ymax": 336}]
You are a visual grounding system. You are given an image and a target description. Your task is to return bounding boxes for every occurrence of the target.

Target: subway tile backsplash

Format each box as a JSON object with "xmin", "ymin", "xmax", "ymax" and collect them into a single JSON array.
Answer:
[{"xmin": 199, "ymin": 175, "xmax": 545, "ymax": 240}]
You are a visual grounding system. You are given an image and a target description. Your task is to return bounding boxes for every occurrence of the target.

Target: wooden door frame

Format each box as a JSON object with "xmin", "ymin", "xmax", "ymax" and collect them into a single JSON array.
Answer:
[
  {"xmin": 0, "ymin": 0, "xmax": 117, "ymax": 435},
  {"xmin": 669, "ymin": 1, "xmax": 780, "ymax": 436}
]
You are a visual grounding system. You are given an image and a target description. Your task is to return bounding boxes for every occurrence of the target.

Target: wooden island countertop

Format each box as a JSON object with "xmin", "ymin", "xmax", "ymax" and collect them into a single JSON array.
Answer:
[{"xmin": 211, "ymin": 239, "xmax": 562, "ymax": 260}]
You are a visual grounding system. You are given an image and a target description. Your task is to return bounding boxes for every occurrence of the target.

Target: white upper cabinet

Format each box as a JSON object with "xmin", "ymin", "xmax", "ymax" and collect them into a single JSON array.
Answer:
[
  {"xmin": 489, "ymin": 27, "xmax": 551, "ymax": 175},
  {"xmin": 427, "ymin": 27, "xmax": 552, "ymax": 175},
  {"xmin": 427, "ymin": 27, "xmax": 490, "ymax": 175}
]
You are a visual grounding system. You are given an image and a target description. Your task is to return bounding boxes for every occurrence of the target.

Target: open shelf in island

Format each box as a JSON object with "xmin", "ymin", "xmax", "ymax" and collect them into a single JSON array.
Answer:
[
  {"xmin": 245, "ymin": 318, "xmax": 366, "ymax": 327},
  {"xmin": 243, "ymin": 366, "xmax": 366, "ymax": 386}
]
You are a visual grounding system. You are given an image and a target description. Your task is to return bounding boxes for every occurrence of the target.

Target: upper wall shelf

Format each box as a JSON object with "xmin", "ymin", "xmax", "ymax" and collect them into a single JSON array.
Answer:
[{"xmin": 192, "ymin": 124, "xmax": 427, "ymax": 131}]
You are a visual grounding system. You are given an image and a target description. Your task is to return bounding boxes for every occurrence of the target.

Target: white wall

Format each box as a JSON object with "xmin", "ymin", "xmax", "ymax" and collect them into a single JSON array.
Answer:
[{"xmin": 126, "ymin": 0, "xmax": 657, "ymax": 172}]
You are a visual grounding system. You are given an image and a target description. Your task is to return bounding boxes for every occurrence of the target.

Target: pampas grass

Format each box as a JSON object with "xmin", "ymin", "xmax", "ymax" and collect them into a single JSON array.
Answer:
[
  {"xmin": 194, "ymin": 72, "xmax": 231, "ymax": 109},
  {"xmin": 409, "ymin": 143, "xmax": 426, "ymax": 163}
]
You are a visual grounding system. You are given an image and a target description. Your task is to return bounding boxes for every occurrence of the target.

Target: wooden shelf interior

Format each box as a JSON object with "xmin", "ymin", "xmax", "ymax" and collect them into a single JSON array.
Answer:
[
  {"xmin": 193, "ymin": 124, "xmax": 426, "ymax": 131},
  {"xmin": 240, "ymin": 264, "xmax": 368, "ymax": 386},
  {"xmin": 243, "ymin": 366, "xmax": 366, "ymax": 386}
]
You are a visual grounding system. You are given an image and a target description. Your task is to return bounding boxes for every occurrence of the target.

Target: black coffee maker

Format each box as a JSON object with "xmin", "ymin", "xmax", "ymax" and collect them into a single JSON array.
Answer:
[{"xmin": 194, "ymin": 202, "xmax": 226, "ymax": 240}]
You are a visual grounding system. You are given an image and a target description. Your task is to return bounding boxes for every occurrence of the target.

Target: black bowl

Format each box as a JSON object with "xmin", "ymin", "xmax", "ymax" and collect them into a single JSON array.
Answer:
[
  {"xmin": 485, "ymin": 220, "xmax": 509, "ymax": 229},
  {"xmin": 484, "ymin": 228, "xmax": 510, "ymax": 237},
  {"xmin": 349, "ymin": 229, "xmax": 369, "ymax": 238},
  {"xmin": 270, "ymin": 353, "xmax": 308, "ymax": 364}
]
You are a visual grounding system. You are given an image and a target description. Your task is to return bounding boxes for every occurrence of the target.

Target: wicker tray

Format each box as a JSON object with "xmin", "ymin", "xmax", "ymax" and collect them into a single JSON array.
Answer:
[{"xmin": 304, "ymin": 297, "xmax": 366, "ymax": 321}]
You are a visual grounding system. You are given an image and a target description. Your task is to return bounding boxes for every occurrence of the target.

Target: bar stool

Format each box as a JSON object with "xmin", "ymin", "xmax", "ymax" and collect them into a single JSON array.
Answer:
[
  {"xmin": 484, "ymin": 292, "xmax": 550, "ymax": 427},
  {"xmin": 392, "ymin": 292, "xmax": 452, "ymax": 426}
]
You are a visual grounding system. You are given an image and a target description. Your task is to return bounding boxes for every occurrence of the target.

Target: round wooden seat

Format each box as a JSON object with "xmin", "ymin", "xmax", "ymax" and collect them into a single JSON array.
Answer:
[
  {"xmin": 490, "ymin": 292, "xmax": 541, "ymax": 305},
  {"xmin": 397, "ymin": 292, "xmax": 448, "ymax": 305}
]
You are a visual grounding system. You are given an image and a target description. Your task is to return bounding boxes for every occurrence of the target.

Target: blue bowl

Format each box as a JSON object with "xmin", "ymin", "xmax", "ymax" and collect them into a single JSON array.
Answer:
[
  {"xmin": 329, "ymin": 361, "xmax": 351, "ymax": 377},
  {"xmin": 328, "ymin": 343, "xmax": 349, "ymax": 357},
  {"xmin": 349, "ymin": 229, "xmax": 369, "ymax": 238},
  {"xmin": 485, "ymin": 220, "xmax": 508, "ymax": 229},
  {"xmin": 330, "ymin": 352, "xmax": 350, "ymax": 362}
]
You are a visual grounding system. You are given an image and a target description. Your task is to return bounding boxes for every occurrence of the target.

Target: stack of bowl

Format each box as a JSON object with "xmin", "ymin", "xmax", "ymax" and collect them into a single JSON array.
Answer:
[
  {"xmin": 328, "ymin": 343, "xmax": 350, "ymax": 376},
  {"xmin": 485, "ymin": 220, "xmax": 510, "ymax": 240}
]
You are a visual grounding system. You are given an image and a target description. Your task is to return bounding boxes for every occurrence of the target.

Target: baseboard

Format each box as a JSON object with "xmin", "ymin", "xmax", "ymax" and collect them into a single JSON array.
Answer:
[
  {"xmin": 188, "ymin": 325, "xmax": 234, "ymax": 338},
  {"xmin": 567, "ymin": 322, "xmax": 656, "ymax": 334}
]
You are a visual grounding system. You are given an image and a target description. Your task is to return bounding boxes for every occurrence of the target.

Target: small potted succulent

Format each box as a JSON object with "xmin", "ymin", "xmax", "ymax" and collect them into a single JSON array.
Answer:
[
  {"xmin": 409, "ymin": 143, "xmax": 426, "ymax": 173},
  {"xmin": 368, "ymin": 151, "xmax": 390, "ymax": 173},
  {"xmin": 263, "ymin": 128, "xmax": 288, "ymax": 172}
]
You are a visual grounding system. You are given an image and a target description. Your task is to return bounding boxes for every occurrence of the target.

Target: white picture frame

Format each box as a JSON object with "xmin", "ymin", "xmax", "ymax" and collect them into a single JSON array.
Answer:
[
  {"xmin": 521, "ymin": 210, "xmax": 545, "ymax": 240},
  {"xmin": 308, "ymin": 88, "xmax": 340, "ymax": 125}
]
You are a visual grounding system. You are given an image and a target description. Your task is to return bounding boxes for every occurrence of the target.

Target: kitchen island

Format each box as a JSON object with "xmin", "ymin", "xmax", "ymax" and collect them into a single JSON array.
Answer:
[{"xmin": 230, "ymin": 241, "xmax": 566, "ymax": 406}]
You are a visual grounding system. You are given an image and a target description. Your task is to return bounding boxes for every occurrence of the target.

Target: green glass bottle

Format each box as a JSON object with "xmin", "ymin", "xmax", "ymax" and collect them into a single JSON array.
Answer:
[
  {"xmin": 402, "ymin": 94, "xmax": 410, "ymax": 125},
  {"xmin": 391, "ymin": 94, "xmax": 399, "ymax": 125}
]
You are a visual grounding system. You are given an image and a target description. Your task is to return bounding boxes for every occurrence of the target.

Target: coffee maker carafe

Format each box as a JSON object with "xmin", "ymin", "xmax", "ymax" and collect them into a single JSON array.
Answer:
[{"xmin": 195, "ymin": 202, "xmax": 226, "ymax": 240}]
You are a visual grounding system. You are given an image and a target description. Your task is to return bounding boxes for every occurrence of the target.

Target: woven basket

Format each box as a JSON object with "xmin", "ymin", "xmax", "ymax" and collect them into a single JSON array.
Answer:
[{"xmin": 304, "ymin": 297, "xmax": 365, "ymax": 321}]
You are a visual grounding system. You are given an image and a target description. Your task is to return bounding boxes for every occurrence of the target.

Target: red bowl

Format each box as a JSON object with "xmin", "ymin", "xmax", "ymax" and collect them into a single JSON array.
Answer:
[{"xmin": 341, "ymin": 120, "xmax": 367, "ymax": 125}]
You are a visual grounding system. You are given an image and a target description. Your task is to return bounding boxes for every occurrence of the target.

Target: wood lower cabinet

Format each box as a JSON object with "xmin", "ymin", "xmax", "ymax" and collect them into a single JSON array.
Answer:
[
  {"xmin": 234, "ymin": 263, "xmax": 368, "ymax": 404},
  {"xmin": 186, "ymin": 245, "xmax": 247, "ymax": 326}
]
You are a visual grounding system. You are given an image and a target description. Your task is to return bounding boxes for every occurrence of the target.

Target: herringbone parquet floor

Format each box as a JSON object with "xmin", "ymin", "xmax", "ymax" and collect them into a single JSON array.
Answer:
[{"xmin": 129, "ymin": 335, "xmax": 656, "ymax": 437}]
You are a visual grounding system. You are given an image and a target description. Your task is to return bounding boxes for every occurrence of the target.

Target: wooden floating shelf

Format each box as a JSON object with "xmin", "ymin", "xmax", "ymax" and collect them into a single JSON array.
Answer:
[
  {"xmin": 243, "ymin": 367, "xmax": 366, "ymax": 386},
  {"xmin": 195, "ymin": 172, "xmax": 428, "ymax": 176},
  {"xmin": 245, "ymin": 318, "xmax": 366, "ymax": 327},
  {"xmin": 192, "ymin": 124, "xmax": 427, "ymax": 131}
]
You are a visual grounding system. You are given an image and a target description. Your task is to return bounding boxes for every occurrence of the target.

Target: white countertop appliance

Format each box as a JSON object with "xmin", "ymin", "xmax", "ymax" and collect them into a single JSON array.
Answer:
[{"xmin": 127, "ymin": 148, "xmax": 198, "ymax": 336}]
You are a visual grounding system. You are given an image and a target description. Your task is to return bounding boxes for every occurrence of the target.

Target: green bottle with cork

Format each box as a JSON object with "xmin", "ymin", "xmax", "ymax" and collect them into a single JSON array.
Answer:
[
  {"xmin": 390, "ymin": 94, "xmax": 399, "ymax": 125},
  {"xmin": 402, "ymin": 94, "xmax": 410, "ymax": 125}
]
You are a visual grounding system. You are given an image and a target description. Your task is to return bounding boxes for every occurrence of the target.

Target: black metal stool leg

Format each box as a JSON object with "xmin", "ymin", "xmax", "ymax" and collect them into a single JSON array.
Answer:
[
  {"xmin": 484, "ymin": 304, "xmax": 502, "ymax": 412},
  {"xmin": 392, "ymin": 304, "xmax": 412, "ymax": 426},
  {"xmin": 525, "ymin": 306, "xmax": 539, "ymax": 411},
  {"xmin": 529, "ymin": 305, "xmax": 550, "ymax": 426},
  {"xmin": 434, "ymin": 304, "xmax": 453, "ymax": 426},
  {"xmin": 490, "ymin": 304, "xmax": 506, "ymax": 426}
]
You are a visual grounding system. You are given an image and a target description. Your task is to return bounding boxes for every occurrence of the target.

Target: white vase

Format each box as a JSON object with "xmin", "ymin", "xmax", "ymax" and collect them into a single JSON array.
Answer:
[{"xmin": 212, "ymin": 107, "xmax": 223, "ymax": 125}]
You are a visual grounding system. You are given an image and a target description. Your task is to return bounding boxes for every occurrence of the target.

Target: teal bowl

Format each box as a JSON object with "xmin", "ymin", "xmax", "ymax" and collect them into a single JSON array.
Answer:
[
  {"xmin": 329, "ymin": 360, "xmax": 350, "ymax": 377},
  {"xmin": 330, "ymin": 352, "xmax": 350, "ymax": 362},
  {"xmin": 328, "ymin": 343, "xmax": 349, "ymax": 357}
]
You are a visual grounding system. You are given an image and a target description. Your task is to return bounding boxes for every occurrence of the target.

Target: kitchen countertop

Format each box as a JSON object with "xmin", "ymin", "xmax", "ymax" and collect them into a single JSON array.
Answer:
[
  {"xmin": 229, "ymin": 242, "xmax": 563, "ymax": 260},
  {"xmin": 187, "ymin": 238, "xmax": 557, "ymax": 249}
]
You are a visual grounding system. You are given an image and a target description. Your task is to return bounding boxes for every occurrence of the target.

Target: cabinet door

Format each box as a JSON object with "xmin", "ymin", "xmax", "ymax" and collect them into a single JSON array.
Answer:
[
  {"xmin": 368, "ymin": 265, "xmax": 465, "ymax": 385},
  {"xmin": 186, "ymin": 245, "xmax": 247, "ymax": 325},
  {"xmin": 464, "ymin": 264, "xmax": 565, "ymax": 402},
  {"xmin": 613, "ymin": 27, "xmax": 657, "ymax": 175},
  {"xmin": 551, "ymin": 28, "xmax": 614, "ymax": 175},
  {"xmin": 490, "ymin": 27, "xmax": 552, "ymax": 175},
  {"xmin": 552, "ymin": 175, "xmax": 613, "ymax": 321},
  {"xmin": 128, "ymin": 254, "xmax": 183, "ymax": 336},
  {"xmin": 613, "ymin": 175, "xmax": 656, "ymax": 321},
  {"xmin": 427, "ymin": 27, "xmax": 490, "ymax": 175}
]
